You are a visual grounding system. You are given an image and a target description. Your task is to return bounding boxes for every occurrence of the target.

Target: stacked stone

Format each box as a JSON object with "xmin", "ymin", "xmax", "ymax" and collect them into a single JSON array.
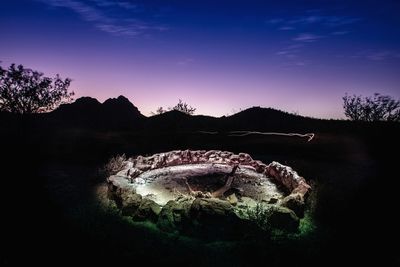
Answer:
[
  {"xmin": 123, "ymin": 150, "xmax": 269, "ymax": 177},
  {"xmin": 116, "ymin": 150, "xmax": 310, "ymax": 199},
  {"xmin": 106, "ymin": 150, "xmax": 314, "ymax": 233}
]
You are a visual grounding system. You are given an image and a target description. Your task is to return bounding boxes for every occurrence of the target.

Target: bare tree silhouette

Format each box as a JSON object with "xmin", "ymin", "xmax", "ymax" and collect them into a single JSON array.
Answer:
[
  {"xmin": 343, "ymin": 93, "xmax": 400, "ymax": 122},
  {"xmin": 0, "ymin": 63, "xmax": 74, "ymax": 114}
]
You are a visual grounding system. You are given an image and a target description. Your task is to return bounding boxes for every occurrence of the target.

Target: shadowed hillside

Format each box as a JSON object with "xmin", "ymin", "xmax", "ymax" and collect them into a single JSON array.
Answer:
[{"xmin": 14, "ymin": 95, "xmax": 397, "ymax": 134}]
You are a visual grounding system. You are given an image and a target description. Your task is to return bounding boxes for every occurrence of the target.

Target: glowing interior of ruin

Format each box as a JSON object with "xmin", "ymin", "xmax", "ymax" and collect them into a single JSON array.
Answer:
[{"xmin": 108, "ymin": 150, "xmax": 311, "ymax": 208}]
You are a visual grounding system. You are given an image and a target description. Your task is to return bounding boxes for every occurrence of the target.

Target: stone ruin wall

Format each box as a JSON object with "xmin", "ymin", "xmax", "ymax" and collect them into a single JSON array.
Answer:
[{"xmin": 113, "ymin": 149, "xmax": 311, "ymax": 199}]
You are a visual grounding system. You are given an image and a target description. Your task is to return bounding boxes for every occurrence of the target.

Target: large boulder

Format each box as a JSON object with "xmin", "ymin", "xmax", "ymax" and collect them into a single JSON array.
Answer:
[
  {"xmin": 133, "ymin": 198, "xmax": 162, "ymax": 222},
  {"xmin": 190, "ymin": 198, "xmax": 234, "ymax": 219},
  {"xmin": 120, "ymin": 193, "xmax": 142, "ymax": 216},
  {"xmin": 157, "ymin": 198, "xmax": 193, "ymax": 232},
  {"xmin": 189, "ymin": 198, "xmax": 250, "ymax": 238},
  {"xmin": 280, "ymin": 193, "xmax": 305, "ymax": 218},
  {"xmin": 268, "ymin": 206, "xmax": 299, "ymax": 232}
]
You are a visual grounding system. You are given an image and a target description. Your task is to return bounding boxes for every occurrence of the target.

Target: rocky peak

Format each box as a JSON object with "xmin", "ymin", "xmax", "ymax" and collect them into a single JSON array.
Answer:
[{"xmin": 102, "ymin": 95, "xmax": 144, "ymax": 118}]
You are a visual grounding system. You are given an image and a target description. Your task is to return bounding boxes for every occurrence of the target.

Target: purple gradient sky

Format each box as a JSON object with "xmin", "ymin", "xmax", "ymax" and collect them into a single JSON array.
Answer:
[{"xmin": 1, "ymin": 0, "xmax": 400, "ymax": 118}]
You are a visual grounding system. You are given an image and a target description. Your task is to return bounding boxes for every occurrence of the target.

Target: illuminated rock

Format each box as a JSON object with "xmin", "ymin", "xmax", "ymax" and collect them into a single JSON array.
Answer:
[
  {"xmin": 157, "ymin": 198, "xmax": 193, "ymax": 232},
  {"xmin": 268, "ymin": 206, "xmax": 299, "ymax": 231},
  {"xmin": 134, "ymin": 198, "xmax": 162, "ymax": 222}
]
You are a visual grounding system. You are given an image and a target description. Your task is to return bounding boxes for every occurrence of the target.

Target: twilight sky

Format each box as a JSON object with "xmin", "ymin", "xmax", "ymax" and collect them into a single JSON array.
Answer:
[{"xmin": 1, "ymin": 0, "xmax": 400, "ymax": 118}]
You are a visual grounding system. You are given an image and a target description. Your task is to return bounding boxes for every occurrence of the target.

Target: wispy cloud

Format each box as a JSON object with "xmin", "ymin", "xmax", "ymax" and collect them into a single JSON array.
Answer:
[
  {"xmin": 352, "ymin": 50, "xmax": 400, "ymax": 61},
  {"xmin": 289, "ymin": 15, "xmax": 360, "ymax": 27},
  {"xmin": 38, "ymin": 0, "xmax": 167, "ymax": 37},
  {"xmin": 268, "ymin": 11, "xmax": 361, "ymax": 28},
  {"xmin": 323, "ymin": 16, "xmax": 361, "ymax": 27},
  {"xmin": 275, "ymin": 44, "xmax": 303, "ymax": 62},
  {"xmin": 117, "ymin": 1, "xmax": 137, "ymax": 10},
  {"xmin": 270, "ymin": 10, "xmax": 361, "ymax": 66},
  {"xmin": 280, "ymin": 60, "xmax": 309, "ymax": 68},
  {"xmin": 177, "ymin": 58, "xmax": 194, "ymax": 66},
  {"xmin": 288, "ymin": 15, "xmax": 323, "ymax": 25},
  {"xmin": 44, "ymin": 0, "xmax": 109, "ymax": 22},
  {"xmin": 90, "ymin": 0, "xmax": 137, "ymax": 10},
  {"xmin": 294, "ymin": 61, "xmax": 306, "ymax": 66},
  {"xmin": 331, "ymin": 31, "xmax": 349, "ymax": 35},
  {"xmin": 293, "ymin": 33, "xmax": 323, "ymax": 42},
  {"xmin": 279, "ymin": 26, "xmax": 295, "ymax": 31},
  {"xmin": 276, "ymin": 51, "xmax": 290, "ymax": 56}
]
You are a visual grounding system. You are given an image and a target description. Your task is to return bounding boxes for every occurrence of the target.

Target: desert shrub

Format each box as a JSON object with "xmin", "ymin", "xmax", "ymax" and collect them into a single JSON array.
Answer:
[
  {"xmin": 246, "ymin": 203, "xmax": 272, "ymax": 230},
  {"xmin": 151, "ymin": 99, "xmax": 196, "ymax": 115},
  {"xmin": 171, "ymin": 99, "xmax": 196, "ymax": 115}
]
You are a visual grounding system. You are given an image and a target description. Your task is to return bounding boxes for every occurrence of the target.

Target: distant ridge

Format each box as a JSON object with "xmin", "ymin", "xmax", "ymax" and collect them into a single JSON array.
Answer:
[
  {"xmin": 223, "ymin": 106, "xmax": 316, "ymax": 131},
  {"xmin": 13, "ymin": 95, "xmax": 349, "ymax": 132}
]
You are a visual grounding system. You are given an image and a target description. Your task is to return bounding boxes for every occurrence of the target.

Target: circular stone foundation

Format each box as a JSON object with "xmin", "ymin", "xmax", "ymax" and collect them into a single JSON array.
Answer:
[{"xmin": 106, "ymin": 150, "xmax": 311, "ymax": 236}]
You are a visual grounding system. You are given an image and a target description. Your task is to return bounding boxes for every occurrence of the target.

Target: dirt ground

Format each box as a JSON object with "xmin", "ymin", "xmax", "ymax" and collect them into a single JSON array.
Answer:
[{"xmin": 2, "ymin": 122, "xmax": 400, "ymax": 266}]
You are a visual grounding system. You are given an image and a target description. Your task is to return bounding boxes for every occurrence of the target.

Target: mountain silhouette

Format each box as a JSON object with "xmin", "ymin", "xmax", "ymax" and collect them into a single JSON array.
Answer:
[
  {"xmin": 102, "ymin": 95, "xmax": 144, "ymax": 119},
  {"xmin": 5, "ymin": 95, "xmax": 363, "ymax": 132},
  {"xmin": 50, "ymin": 95, "xmax": 145, "ymax": 129},
  {"xmin": 44, "ymin": 95, "xmax": 330, "ymax": 131},
  {"xmin": 223, "ymin": 106, "xmax": 317, "ymax": 131}
]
